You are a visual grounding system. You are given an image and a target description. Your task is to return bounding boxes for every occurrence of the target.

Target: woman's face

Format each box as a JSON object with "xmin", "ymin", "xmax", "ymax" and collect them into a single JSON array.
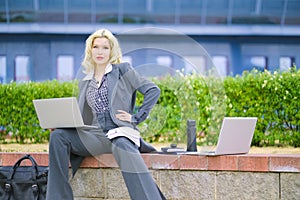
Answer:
[{"xmin": 91, "ymin": 37, "xmax": 111, "ymax": 68}]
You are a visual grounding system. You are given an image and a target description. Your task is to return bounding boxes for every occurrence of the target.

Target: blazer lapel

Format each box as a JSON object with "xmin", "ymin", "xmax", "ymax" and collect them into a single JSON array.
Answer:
[
  {"xmin": 78, "ymin": 80, "xmax": 89, "ymax": 112},
  {"xmin": 107, "ymin": 65, "xmax": 120, "ymax": 105}
]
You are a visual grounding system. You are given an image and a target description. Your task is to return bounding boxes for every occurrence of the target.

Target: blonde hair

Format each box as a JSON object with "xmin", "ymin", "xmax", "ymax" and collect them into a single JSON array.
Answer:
[{"xmin": 82, "ymin": 29, "xmax": 122, "ymax": 73}]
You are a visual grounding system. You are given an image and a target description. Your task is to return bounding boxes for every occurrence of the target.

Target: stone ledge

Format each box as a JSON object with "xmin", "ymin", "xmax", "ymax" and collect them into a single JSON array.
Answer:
[{"xmin": 0, "ymin": 152, "xmax": 299, "ymax": 173}]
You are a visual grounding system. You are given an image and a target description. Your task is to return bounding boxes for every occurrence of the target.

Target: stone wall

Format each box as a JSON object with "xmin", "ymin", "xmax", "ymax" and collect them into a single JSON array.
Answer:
[
  {"xmin": 70, "ymin": 169, "xmax": 300, "ymax": 200},
  {"xmin": 1, "ymin": 153, "xmax": 299, "ymax": 200}
]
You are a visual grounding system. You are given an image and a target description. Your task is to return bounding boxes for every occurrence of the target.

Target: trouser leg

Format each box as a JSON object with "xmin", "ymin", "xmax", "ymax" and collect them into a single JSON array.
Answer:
[
  {"xmin": 111, "ymin": 137, "xmax": 166, "ymax": 200},
  {"xmin": 46, "ymin": 128, "xmax": 78, "ymax": 200},
  {"xmin": 46, "ymin": 128, "xmax": 111, "ymax": 200}
]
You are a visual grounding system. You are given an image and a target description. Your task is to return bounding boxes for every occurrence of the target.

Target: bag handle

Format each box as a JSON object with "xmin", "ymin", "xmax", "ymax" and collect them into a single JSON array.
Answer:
[{"xmin": 9, "ymin": 154, "xmax": 39, "ymax": 180}]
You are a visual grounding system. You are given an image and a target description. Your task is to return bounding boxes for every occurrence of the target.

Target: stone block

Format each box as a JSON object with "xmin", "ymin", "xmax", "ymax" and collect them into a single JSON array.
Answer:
[
  {"xmin": 75, "ymin": 198, "xmax": 129, "ymax": 200},
  {"xmin": 159, "ymin": 170, "xmax": 216, "ymax": 200},
  {"xmin": 280, "ymin": 173, "xmax": 300, "ymax": 200},
  {"xmin": 70, "ymin": 168, "xmax": 105, "ymax": 198},
  {"xmin": 75, "ymin": 198, "xmax": 104, "ymax": 200},
  {"xmin": 104, "ymin": 169, "xmax": 130, "ymax": 199},
  {"xmin": 216, "ymin": 172, "xmax": 279, "ymax": 200}
]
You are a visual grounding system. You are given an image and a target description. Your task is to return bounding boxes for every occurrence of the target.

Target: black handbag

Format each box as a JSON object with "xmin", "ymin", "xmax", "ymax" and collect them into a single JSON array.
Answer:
[{"xmin": 0, "ymin": 154, "xmax": 48, "ymax": 200}]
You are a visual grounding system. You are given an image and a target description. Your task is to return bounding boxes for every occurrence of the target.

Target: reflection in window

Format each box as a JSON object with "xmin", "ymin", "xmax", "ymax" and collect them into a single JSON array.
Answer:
[
  {"xmin": 57, "ymin": 55, "xmax": 74, "ymax": 81},
  {"xmin": 279, "ymin": 56, "xmax": 294, "ymax": 71},
  {"xmin": 0, "ymin": 56, "xmax": 6, "ymax": 83},
  {"xmin": 212, "ymin": 56, "xmax": 228, "ymax": 77},
  {"xmin": 15, "ymin": 56, "xmax": 30, "ymax": 82},
  {"xmin": 250, "ymin": 56, "xmax": 267, "ymax": 70}
]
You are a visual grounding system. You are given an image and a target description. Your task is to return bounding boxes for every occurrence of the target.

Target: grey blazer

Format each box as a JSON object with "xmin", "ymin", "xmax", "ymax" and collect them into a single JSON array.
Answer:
[
  {"xmin": 70, "ymin": 62, "xmax": 160, "ymax": 175},
  {"xmin": 78, "ymin": 62, "xmax": 160, "ymax": 128}
]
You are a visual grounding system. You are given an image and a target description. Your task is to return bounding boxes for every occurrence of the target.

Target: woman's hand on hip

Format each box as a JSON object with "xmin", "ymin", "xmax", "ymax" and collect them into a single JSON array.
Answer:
[{"xmin": 115, "ymin": 110, "xmax": 132, "ymax": 122}]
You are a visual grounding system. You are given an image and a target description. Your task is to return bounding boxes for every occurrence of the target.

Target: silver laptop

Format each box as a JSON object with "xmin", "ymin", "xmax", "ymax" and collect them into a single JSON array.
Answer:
[
  {"xmin": 33, "ymin": 97, "xmax": 97, "ymax": 129},
  {"xmin": 183, "ymin": 117, "xmax": 257, "ymax": 156}
]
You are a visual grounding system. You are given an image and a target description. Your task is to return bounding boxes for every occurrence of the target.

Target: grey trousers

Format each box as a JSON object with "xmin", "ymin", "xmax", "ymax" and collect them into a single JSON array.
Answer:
[{"xmin": 46, "ymin": 126, "xmax": 165, "ymax": 200}]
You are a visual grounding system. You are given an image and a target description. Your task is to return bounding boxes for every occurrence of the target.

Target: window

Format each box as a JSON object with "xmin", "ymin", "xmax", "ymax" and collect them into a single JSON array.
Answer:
[
  {"xmin": 69, "ymin": 0, "xmax": 92, "ymax": 23},
  {"xmin": 57, "ymin": 55, "xmax": 74, "ymax": 81},
  {"xmin": 206, "ymin": 0, "xmax": 229, "ymax": 24},
  {"xmin": 250, "ymin": 56, "xmax": 267, "ymax": 70},
  {"xmin": 15, "ymin": 56, "xmax": 30, "ymax": 82},
  {"xmin": 279, "ymin": 56, "xmax": 294, "ymax": 71},
  {"xmin": 184, "ymin": 56, "xmax": 206, "ymax": 75},
  {"xmin": 212, "ymin": 55, "xmax": 228, "ymax": 77},
  {"xmin": 96, "ymin": 0, "xmax": 119, "ymax": 23},
  {"xmin": 7, "ymin": 0, "xmax": 35, "ymax": 23},
  {"xmin": 0, "ymin": 56, "xmax": 6, "ymax": 83},
  {"xmin": 156, "ymin": 56, "xmax": 172, "ymax": 67}
]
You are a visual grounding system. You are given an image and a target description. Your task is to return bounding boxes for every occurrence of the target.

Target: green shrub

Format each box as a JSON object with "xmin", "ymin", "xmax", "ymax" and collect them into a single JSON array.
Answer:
[
  {"xmin": 139, "ymin": 68, "xmax": 299, "ymax": 147},
  {"xmin": 0, "ymin": 80, "xmax": 77, "ymax": 143},
  {"xmin": 224, "ymin": 69, "xmax": 300, "ymax": 147},
  {"xmin": 0, "ymin": 68, "xmax": 299, "ymax": 147}
]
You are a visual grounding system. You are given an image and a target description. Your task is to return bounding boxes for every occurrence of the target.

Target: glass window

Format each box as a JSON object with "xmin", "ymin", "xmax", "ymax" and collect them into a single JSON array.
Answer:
[
  {"xmin": 39, "ymin": 0, "xmax": 64, "ymax": 10},
  {"xmin": 122, "ymin": 0, "xmax": 148, "ymax": 23},
  {"xmin": 156, "ymin": 56, "xmax": 172, "ymax": 67},
  {"xmin": 0, "ymin": 56, "xmax": 7, "ymax": 83},
  {"xmin": 231, "ymin": 0, "xmax": 258, "ymax": 24},
  {"xmin": 151, "ymin": 0, "xmax": 176, "ymax": 23},
  {"xmin": 15, "ymin": 56, "xmax": 30, "ymax": 82},
  {"xmin": 260, "ymin": 0, "xmax": 284, "ymax": 24},
  {"xmin": 69, "ymin": 0, "xmax": 91, "ymax": 11},
  {"xmin": 250, "ymin": 56, "xmax": 267, "ymax": 70},
  {"xmin": 231, "ymin": 0, "xmax": 256, "ymax": 15},
  {"xmin": 123, "ymin": 0, "xmax": 146, "ymax": 14},
  {"xmin": 261, "ymin": 0, "xmax": 284, "ymax": 15},
  {"xmin": 212, "ymin": 56, "xmax": 228, "ymax": 77},
  {"xmin": 206, "ymin": 0, "xmax": 229, "ymax": 24},
  {"xmin": 57, "ymin": 55, "xmax": 74, "ymax": 81},
  {"xmin": 179, "ymin": 0, "xmax": 202, "ymax": 24},
  {"xmin": 285, "ymin": 0, "xmax": 300, "ymax": 25},
  {"xmin": 68, "ymin": 0, "xmax": 92, "ymax": 23},
  {"xmin": 0, "ymin": 1, "xmax": 5, "ymax": 10},
  {"xmin": 184, "ymin": 56, "xmax": 206, "ymax": 75},
  {"xmin": 38, "ymin": 0, "xmax": 64, "ymax": 22},
  {"xmin": 96, "ymin": 0, "xmax": 119, "ymax": 23},
  {"xmin": 7, "ymin": 0, "xmax": 35, "ymax": 23},
  {"xmin": 279, "ymin": 56, "xmax": 294, "ymax": 71}
]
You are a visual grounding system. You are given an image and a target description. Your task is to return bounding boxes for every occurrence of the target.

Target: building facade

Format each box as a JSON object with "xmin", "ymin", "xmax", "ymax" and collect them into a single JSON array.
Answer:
[{"xmin": 0, "ymin": 0, "xmax": 300, "ymax": 83}]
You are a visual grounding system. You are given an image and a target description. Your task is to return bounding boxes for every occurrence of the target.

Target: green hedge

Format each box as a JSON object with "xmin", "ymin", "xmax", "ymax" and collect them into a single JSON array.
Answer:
[
  {"xmin": 0, "ymin": 80, "xmax": 77, "ymax": 143},
  {"xmin": 140, "ymin": 68, "xmax": 300, "ymax": 147},
  {"xmin": 0, "ymin": 69, "xmax": 299, "ymax": 147},
  {"xmin": 224, "ymin": 68, "xmax": 300, "ymax": 147}
]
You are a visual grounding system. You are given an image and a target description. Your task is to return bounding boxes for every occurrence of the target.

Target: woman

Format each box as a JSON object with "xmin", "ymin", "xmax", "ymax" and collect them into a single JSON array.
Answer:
[{"xmin": 46, "ymin": 29, "xmax": 166, "ymax": 200}]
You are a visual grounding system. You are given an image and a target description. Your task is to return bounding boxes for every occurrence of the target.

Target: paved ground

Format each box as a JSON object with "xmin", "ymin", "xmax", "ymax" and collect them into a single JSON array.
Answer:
[{"xmin": 0, "ymin": 143, "xmax": 299, "ymax": 154}]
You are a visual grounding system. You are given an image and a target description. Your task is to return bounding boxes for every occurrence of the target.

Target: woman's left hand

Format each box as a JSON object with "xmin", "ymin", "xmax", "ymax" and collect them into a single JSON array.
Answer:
[{"xmin": 115, "ymin": 110, "xmax": 132, "ymax": 122}]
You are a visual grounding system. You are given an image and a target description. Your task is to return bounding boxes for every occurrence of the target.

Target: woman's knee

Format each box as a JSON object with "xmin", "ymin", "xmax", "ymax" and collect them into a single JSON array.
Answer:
[
  {"xmin": 49, "ymin": 129, "xmax": 71, "ymax": 144},
  {"xmin": 111, "ymin": 137, "xmax": 148, "ymax": 173},
  {"xmin": 111, "ymin": 137, "xmax": 138, "ymax": 153}
]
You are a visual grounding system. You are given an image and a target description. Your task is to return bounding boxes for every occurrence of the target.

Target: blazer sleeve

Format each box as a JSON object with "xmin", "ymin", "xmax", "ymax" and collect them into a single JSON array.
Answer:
[{"xmin": 118, "ymin": 63, "xmax": 161, "ymax": 125}]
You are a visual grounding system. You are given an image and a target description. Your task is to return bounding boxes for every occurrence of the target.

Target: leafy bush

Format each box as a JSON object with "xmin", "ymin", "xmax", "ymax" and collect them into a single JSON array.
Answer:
[
  {"xmin": 140, "ymin": 68, "xmax": 299, "ymax": 147},
  {"xmin": 0, "ymin": 80, "xmax": 77, "ymax": 143},
  {"xmin": 224, "ymin": 68, "xmax": 300, "ymax": 147},
  {"xmin": 0, "ymin": 68, "xmax": 299, "ymax": 147},
  {"xmin": 138, "ymin": 74, "xmax": 225, "ymax": 146}
]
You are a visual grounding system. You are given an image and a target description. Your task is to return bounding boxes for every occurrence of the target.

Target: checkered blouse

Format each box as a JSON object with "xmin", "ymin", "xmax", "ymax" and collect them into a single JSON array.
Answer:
[{"xmin": 86, "ymin": 75, "xmax": 110, "ymax": 113}]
